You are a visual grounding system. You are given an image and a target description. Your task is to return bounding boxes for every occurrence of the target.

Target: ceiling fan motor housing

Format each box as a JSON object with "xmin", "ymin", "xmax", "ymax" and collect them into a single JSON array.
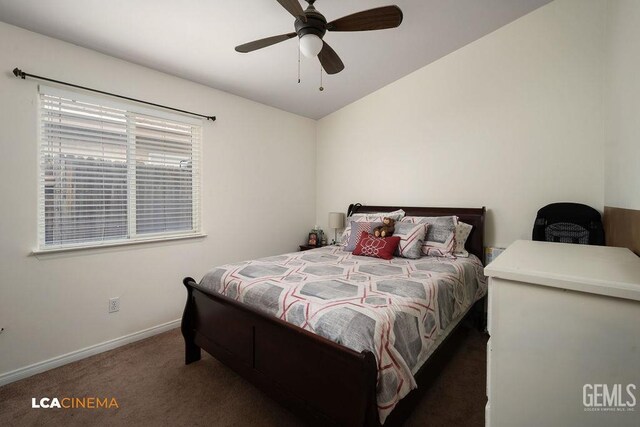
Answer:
[{"xmin": 295, "ymin": 9, "xmax": 327, "ymax": 39}]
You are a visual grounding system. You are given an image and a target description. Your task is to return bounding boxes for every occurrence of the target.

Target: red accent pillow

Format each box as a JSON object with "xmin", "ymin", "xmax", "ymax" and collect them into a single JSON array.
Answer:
[{"xmin": 352, "ymin": 231, "xmax": 401, "ymax": 260}]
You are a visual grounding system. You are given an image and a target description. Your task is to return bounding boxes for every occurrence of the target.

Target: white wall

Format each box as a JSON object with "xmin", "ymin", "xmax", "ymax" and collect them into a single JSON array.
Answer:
[
  {"xmin": 604, "ymin": 0, "xmax": 640, "ymax": 210},
  {"xmin": 0, "ymin": 22, "xmax": 316, "ymax": 379},
  {"xmin": 316, "ymin": 0, "xmax": 605, "ymax": 248}
]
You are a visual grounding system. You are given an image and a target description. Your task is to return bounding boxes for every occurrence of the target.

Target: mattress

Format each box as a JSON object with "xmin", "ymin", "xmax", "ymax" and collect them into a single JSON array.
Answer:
[{"xmin": 197, "ymin": 246, "xmax": 487, "ymax": 423}]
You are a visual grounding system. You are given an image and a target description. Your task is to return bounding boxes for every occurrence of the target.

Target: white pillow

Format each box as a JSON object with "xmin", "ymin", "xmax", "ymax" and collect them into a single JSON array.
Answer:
[{"xmin": 454, "ymin": 222, "xmax": 473, "ymax": 257}]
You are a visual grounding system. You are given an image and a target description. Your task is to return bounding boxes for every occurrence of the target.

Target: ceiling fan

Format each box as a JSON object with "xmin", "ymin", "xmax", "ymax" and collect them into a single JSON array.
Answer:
[{"xmin": 235, "ymin": 0, "xmax": 403, "ymax": 75}]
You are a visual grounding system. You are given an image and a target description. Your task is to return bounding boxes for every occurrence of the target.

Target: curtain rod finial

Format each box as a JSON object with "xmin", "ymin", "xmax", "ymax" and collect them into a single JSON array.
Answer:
[
  {"xmin": 13, "ymin": 68, "xmax": 26, "ymax": 79},
  {"xmin": 207, "ymin": 116, "xmax": 217, "ymax": 122}
]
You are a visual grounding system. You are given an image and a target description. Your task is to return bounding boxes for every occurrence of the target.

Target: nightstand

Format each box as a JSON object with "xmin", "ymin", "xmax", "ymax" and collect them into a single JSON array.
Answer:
[{"xmin": 299, "ymin": 244, "xmax": 322, "ymax": 251}]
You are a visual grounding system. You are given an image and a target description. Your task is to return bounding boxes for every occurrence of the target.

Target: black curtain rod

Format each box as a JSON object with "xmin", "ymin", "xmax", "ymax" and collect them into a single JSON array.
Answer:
[{"xmin": 12, "ymin": 67, "xmax": 216, "ymax": 122}]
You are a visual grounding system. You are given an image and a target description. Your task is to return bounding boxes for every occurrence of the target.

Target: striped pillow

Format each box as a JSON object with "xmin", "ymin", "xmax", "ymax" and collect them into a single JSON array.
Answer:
[
  {"xmin": 400, "ymin": 216, "xmax": 458, "ymax": 257},
  {"xmin": 393, "ymin": 223, "xmax": 428, "ymax": 259},
  {"xmin": 344, "ymin": 221, "xmax": 382, "ymax": 251}
]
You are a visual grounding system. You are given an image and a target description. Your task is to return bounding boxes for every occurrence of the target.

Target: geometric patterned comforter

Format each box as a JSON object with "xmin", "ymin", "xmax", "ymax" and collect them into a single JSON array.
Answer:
[{"xmin": 197, "ymin": 246, "xmax": 487, "ymax": 423}]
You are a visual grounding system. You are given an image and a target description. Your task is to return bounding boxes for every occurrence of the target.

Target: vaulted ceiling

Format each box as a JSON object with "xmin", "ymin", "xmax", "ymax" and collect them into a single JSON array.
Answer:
[{"xmin": 0, "ymin": 0, "xmax": 552, "ymax": 119}]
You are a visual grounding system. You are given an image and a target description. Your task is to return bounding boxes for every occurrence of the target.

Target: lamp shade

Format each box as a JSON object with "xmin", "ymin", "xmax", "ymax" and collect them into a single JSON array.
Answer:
[
  {"xmin": 300, "ymin": 34, "xmax": 323, "ymax": 58},
  {"xmin": 328, "ymin": 212, "xmax": 345, "ymax": 229}
]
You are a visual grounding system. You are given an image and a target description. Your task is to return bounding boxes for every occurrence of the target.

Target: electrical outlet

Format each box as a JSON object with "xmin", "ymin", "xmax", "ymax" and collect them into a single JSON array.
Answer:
[{"xmin": 108, "ymin": 297, "xmax": 120, "ymax": 313}]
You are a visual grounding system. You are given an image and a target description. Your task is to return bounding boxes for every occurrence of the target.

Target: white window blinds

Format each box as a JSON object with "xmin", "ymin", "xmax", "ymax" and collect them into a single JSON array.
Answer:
[{"xmin": 38, "ymin": 86, "xmax": 201, "ymax": 250}]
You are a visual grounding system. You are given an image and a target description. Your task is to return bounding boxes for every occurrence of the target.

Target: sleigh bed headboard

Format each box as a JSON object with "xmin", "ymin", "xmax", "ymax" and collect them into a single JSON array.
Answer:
[{"xmin": 347, "ymin": 204, "xmax": 486, "ymax": 263}]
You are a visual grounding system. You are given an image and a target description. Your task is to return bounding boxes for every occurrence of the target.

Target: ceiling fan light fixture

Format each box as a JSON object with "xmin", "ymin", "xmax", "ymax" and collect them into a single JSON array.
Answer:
[
  {"xmin": 299, "ymin": 34, "xmax": 323, "ymax": 58},
  {"xmin": 235, "ymin": 2, "xmax": 403, "ymax": 75}
]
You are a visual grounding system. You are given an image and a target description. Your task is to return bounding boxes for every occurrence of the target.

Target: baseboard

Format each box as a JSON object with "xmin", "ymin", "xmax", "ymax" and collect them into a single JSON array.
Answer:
[{"xmin": 0, "ymin": 319, "xmax": 181, "ymax": 387}]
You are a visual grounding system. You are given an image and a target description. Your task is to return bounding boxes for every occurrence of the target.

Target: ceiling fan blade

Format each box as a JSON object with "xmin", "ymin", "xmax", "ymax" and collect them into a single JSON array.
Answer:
[
  {"xmin": 235, "ymin": 32, "xmax": 297, "ymax": 53},
  {"xmin": 327, "ymin": 6, "xmax": 403, "ymax": 32},
  {"xmin": 318, "ymin": 41, "xmax": 345, "ymax": 75},
  {"xmin": 276, "ymin": 0, "xmax": 306, "ymax": 21}
]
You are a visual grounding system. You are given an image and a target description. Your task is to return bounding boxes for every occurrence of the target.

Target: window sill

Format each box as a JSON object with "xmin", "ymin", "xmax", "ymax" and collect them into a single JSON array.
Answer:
[{"xmin": 32, "ymin": 233, "xmax": 207, "ymax": 256}]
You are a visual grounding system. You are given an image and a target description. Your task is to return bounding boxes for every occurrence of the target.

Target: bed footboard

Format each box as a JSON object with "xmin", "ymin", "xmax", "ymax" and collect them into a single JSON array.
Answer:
[
  {"xmin": 181, "ymin": 277, "xmax": 202, "ymax": 364},
  {"xmin": 181, "ymin": 278, "xmax": 379, "ymax": 426}
]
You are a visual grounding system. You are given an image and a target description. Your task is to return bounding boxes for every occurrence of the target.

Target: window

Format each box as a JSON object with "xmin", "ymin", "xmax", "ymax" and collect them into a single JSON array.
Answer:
[{"xmin": 38, "ymin": 86, "xmax": 202, "ymax": 251}]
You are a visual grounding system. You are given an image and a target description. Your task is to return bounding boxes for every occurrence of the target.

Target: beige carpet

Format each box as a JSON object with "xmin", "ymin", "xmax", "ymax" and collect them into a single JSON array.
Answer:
[{"xmin": 0, "ymin": 326, "xmax": 487, "ymax": 426}]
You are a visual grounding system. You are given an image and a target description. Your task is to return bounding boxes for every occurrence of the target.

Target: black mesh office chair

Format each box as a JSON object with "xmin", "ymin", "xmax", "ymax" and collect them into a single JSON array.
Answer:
[{"xmin": 532, "ymin": 203, "xmax": 604, "ymax": 245}]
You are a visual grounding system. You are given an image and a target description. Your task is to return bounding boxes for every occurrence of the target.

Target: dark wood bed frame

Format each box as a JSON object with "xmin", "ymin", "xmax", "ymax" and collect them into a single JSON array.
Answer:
[{"xmin": 182, "ymin": 205, "xmax": 486, "ymax": 426}]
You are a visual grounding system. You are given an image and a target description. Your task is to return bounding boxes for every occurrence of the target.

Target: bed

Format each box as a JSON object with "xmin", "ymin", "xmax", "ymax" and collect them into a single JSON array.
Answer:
[{"xmin": 181, "ymin": 205, "xmax": 487, "ymax": 426}]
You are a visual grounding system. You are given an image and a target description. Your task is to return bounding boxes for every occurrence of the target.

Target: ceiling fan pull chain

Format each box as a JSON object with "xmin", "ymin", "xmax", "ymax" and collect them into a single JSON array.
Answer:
[
  {"xmin": 297, "ymin": 39, "xmax": 301, "ymax": 84},
  {"xmin": 319, "ymin": 65, "xmax": 324, "ymax": 92}
]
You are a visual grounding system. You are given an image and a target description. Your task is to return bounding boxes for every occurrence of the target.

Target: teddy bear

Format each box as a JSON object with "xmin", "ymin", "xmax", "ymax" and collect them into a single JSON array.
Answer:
[{"xmin": 373, "ymin": 217, "xmax": 396, "ymax": 238}]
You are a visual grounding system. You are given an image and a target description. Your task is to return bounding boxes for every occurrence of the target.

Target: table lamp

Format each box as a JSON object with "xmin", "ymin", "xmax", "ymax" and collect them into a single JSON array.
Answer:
[{"xmin": 328, "ymin": 212, "xmax": 345, "ymax": 245}]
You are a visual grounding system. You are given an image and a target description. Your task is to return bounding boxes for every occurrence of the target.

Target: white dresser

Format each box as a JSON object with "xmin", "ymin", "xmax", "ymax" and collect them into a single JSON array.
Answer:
[{"xmin": 484, "ymin": 240, "xmax": 640, "ymax": 427}]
